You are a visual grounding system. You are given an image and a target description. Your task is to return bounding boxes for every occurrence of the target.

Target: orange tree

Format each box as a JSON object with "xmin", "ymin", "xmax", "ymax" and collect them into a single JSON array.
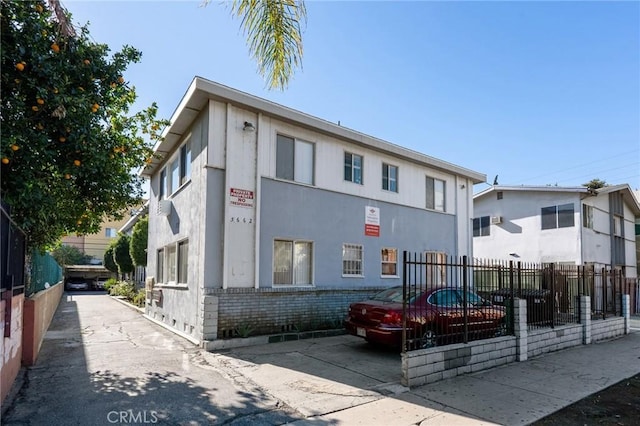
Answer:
[{"xmin": 1, "ymin": 1, "xmax": 165, "ymax": 249}]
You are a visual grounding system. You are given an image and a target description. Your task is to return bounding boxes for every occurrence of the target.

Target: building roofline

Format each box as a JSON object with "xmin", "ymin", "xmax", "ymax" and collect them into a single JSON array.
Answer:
[{"xmin": 142, "ymin": 77, "xmax": 485, "ymax": 184}]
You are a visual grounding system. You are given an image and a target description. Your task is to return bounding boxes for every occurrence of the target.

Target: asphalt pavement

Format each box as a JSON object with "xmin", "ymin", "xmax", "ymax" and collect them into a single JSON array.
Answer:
[{"xmin": 2, "ymin": 293, "xmax": 639, "ymax": 425}]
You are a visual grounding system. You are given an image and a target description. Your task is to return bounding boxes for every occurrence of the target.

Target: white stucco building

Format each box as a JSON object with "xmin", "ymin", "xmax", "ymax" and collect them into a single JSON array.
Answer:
[
  {"xmin": 473, "ymin": 185, "xmax": 640, "ymax": 280},
  {"xmin": 141, "ymin": 77, "xmax": 485, "ymax": 345}
]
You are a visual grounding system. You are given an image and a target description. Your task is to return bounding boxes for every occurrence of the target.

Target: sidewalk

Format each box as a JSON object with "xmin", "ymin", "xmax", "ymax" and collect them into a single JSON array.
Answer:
[{"xmin": 203, "ymin": 317, "xmax": 640, "ymax": 425}]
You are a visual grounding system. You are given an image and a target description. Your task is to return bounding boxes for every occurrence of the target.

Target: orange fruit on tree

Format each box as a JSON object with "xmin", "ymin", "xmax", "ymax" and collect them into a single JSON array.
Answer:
[
  {"xmin": 59, "ymin": 136, "xmax": 66, "ymax": 142},
  {"xmin": 35, "ymin": 4, "xmax": 43, "ymax": 13},
  {"xmin": 1, "ymin": 158, "xmax": 9, "ymax": 165},
  {"xmin": 51, "ymin": 43, "xmax": 60, "ymax": 53},
  {"xmin": 11, "ymin": 144, "xmax": 19, "ymax": 151},
  {"xmin": 65, "ymin": 174, "xmax": 71, "ymax": 180},
  {"xmin": 92, "ymin": 103, "xmax": 99, "ymax": 110},
  {"xmin": 15, "ymin": 62, "xmax": 25, "ymax": 71},
  {"xmin": 73, "ymin": 159, "xmax": 81, "ymax": 166},
  {"xmin": 37, "ymin": 98, "xmax": 45, "ymax": 105},
  {"xmin": 110, "ymin": 82, "xmax": 117, "ymax": 89},
  {"xmin": 118, "ymin": 76, "xmax": 125, "ymax": 84},
  {"xmin": 32, "ymin": 106, "xmax": 39, "ymax": 111},
  {"xmin": 83, "ymin": 59, "xmax": 91, "ymax": 65}
]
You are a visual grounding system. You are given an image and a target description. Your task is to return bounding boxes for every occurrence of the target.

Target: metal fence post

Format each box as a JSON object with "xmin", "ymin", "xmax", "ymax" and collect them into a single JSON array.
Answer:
[
  {"xmin": 462, "ymin": 255, "xmax": 468, "ymax": 344},
  {"xmin": 402, "ymin": 250, "xmax": 408, "ymax": 352}
]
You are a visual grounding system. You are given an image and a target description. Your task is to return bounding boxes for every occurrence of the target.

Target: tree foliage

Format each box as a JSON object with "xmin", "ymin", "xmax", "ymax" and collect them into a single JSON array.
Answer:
[
  {"xmin": 51, "ymin": 244, "xmax": 89, "ymax": 266},
  {"xmin": 0, "ymin": 1, "xmax": 167, "ymax": 250},
  {"xmin": 583, "ymin": 179, "xmax": 608, "ymax": 190},
  {"xmin": 113, "ymin": 233, "xmax": 134, "ymax": 275},
  {"xmin": 103, "ymin": 242, "xmax": 118, "ymax": 273},
  {"xmin": 204, "ymin": 0, "xmax": 306, "ymax": 90},
  {"xmin": 129, "ymin": 216, "xmax": 148, "ymax": 267}
]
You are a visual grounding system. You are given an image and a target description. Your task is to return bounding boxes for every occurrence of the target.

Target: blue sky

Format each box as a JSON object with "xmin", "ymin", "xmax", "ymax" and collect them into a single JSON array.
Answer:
[{"xmin": 66, "ymin": 1, "xmax": 640, "ymax": 191}]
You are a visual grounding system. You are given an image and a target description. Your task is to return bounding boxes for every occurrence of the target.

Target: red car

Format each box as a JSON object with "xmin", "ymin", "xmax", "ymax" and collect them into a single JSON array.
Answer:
[{"xmin": 344, "ymin": 286, "xmax": 506, "ymax": 349}]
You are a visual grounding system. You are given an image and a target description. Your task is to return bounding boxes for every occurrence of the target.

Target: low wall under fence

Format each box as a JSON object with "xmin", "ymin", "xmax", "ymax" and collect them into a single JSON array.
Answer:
[{"xmin": 402, "ymin": 295, "xmax": 631, "ymax": 388}]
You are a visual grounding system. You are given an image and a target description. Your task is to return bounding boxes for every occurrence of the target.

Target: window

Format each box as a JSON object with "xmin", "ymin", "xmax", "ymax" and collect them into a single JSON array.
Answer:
[
  {"xmin": 381, "ymin": 248, "xmax": 397, "ymax": 276},
  {"xmin": 342, "ymin": 244, "xmax": 363, "ymax": 276},
  {"xmin": 426, "ymin": 177, "xmax": 445, "ymax": 212},
  {"xmin": 425, "ymin": 251, "xmax": 446, "ymax": 286},
  {"xmin": 179, "ymin": 141, "xmax": 191, "ymax": 185},
  {"xmin": 497, "ymin": 191, "xmax": 503, "ymax": 200},
  {"xmin": 273, "ymin": 240, "xmax": 313, "ymax": 285},
  {"xmin": 614, "ymin": 216, "xmax": 623, "ymax": 237},
  {"xmin": 178, "ymin": 240, "xmax": 189, "ymax": 284},
  {"xmin": 159, "ymin": 169, "xmax": 167, "ymax": 199},
  {"xmin": 157, "ymin": 248, "xmax": 164, "ymax": 283},
  {"xmin": 382, "ymin": 163, "xmax": 398, "ymax": 192},
  {"xmin": 276, "ymin": 134, "xmax": 314, "ymax": 185},
  {"xmin": 583, "ymin": 204, "xmax": 594, "ymax": 229},
  {"xmin": 541, "ymin": 203, "xmax": 575, "ymax": 230},
  {"xmin": 170, "ymin": 158, "xmax": 180, "ymax": 194},
  {"xmin": 473, "ymin": 216, "xmax": 490, "ymax": 237},
  {"xmin": 159, "ymin": 140, "xmax": 191, "ymax": 199},
  {"xmin": 166, "ymin": 244, "xmax": 177, "ymax": 282},
  {"xmin": 344, "ymin": 152, "xmax": 363, "ymax": 184},
  {"xmin": 105, "ymin": 228, "xmax": 117, "ymax": 238}
]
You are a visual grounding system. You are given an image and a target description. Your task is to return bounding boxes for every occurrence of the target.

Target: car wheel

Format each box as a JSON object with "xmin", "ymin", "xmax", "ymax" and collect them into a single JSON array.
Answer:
[
  {"xmin": 420, "ymin": 329, "xmax": 438, "ymax": 349},
  {"xmin": 495, "ymin": 321, "xmax": 508, "ymax": 337}
]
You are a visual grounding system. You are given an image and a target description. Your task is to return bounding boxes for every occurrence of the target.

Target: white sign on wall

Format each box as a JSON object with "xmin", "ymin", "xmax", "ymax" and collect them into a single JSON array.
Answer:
[
  {"xmin": 229, "ymin": 188, "xmax": 254, "ymax": 208},
  {"xmin": 365, "ymin": 206, "xmax": 380, "ymax": 237}
]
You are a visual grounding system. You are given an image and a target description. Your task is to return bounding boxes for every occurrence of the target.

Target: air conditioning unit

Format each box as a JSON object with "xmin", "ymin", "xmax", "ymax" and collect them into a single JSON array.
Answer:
[
  {"xmin": 157, "ymin": 199, "xmax": 172, "ymax": 216},
  {"xmin": 490, "ymin": 216, "xmax": 502, "ymax": 224}
]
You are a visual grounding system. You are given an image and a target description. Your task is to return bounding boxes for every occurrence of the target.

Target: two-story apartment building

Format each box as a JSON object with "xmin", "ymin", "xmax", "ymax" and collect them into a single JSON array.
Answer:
[
  {"xmin": 142, "ymin": 77, "xmax": 485, "ymax": 345},
  {"xmin": 473, "ymin": 185, "xmax": 639, "ymax": 280}
]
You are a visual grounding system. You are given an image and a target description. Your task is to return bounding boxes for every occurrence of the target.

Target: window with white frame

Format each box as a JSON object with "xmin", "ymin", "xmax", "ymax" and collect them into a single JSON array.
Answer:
[
  {"xmin": 473, "ymin": 216, "xmax": 490, "ymax": 237},
  {"xmin": 157, "ymin": 240, "xmax": 189, "ymax": 284},
  {"xmin": 382, "ymin": 163, "xmax": 398, "ymax": 192},
  {"xmin": 582, "ymin": 204, "xmax": 594, "ymax": 229},
  {"xmin": 179, "ymin": 141, "xmax": 191, "ymax": 186},
  {"xmin": 381, "ymin": 248, "xmax": 397, "ymax": 276},
  {"xmin": 157, "ymin": 248, "xmax": 164, "ymax": 283},
  {"xmin": 426, "ymin": 176, "xmax": 445, "ymax": 212},
  {"xmin": 276, "ymin": 134, "xmax": 314, "ymax": 185},
  {"xmin": 541, "ymin": 203, "xmax": 574, "ymax": 230},
  {"xmin": 273, "ymin": 240, "xmax": 313, "ymax": 285},
  {"xmin": 159, "ymin": 140, "xmax": 192, "ymax": 199},
  {"xmin": 105, "ymin": 228, "xmax": 117, "ymax": 238},
  {"xmin": 166, "ymin": 244, "xmax": 177, "ymax": 282},
  {"xmin": 178, "ymin": 240, "xmax": 189, "ymax": 284},
  {"xmin": 344, "ymin": 152, "xmax": 363, "ymax": 184},
  {"xmin": 342, "ymin": 244, "xmax": 363, "ymax": 276},
  {"xmin": 425, "ymin": 251, "xmax": 446, "ymax": 287}
]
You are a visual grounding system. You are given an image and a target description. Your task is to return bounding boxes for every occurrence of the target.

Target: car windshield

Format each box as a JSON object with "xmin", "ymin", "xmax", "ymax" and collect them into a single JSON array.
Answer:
[{"xmin": 371, "ymin": 287, "xmax": 421, "ymax": 303}]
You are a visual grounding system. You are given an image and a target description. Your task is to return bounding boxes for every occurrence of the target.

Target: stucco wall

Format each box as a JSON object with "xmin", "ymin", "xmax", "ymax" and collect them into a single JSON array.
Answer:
[
  {"xmin": 1, "ymin": 293, "xmax": 24, "ymax": 404},
  {"xmin": 22, "ymin": 282, "xmax": 64, "ymax": 366}
]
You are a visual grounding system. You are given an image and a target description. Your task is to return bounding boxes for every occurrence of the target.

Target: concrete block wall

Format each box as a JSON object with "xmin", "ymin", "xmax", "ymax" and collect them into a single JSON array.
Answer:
[
  {"xmin": 527, "ymin": 324, "xmax": 582, "ymax": 358},
  {"xmin": 205, "ymin": 287, "xmax": 383, "ymax": 339},
  {"xmin": 591, "ymin": 317, "xmax": 625, "ymax": 342},
  {"xmin": 401, "ymin": 295, "xmax": 631, "ymax": 388},
  {"xmin": 402, "ymin": 336, "xmax": 516, "ymax": 387}
]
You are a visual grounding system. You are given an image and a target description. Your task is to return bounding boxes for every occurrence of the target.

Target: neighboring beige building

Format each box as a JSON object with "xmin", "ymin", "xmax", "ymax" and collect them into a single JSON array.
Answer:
[{"xmin": 62, "ymin": 204, "xmax": 145, "ymax": 264}]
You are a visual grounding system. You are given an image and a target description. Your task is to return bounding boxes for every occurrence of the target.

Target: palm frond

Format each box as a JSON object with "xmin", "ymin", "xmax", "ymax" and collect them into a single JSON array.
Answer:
[{"xmin": 230, "ymin": 0, "xmax": 306, "ymax": 90}]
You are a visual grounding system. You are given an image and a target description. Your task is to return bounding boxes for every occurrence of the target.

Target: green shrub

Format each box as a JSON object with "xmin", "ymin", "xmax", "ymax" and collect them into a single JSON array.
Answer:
[
  {"xmin": 132, "ymin": 289, "xmax": 146, "ymax": 307},
  {"xmin": 103, "ymin": 278, "xmax": 118, "ymax": 291},
  {"xmin": 108, "ymin": 281, "xmax": 136, "ymax": 300}
]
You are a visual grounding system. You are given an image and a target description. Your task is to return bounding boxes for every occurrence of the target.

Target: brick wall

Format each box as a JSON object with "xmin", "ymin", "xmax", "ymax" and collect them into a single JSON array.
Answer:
[
  {"xmin": 591, "ymin": 317, "xmax": 625, "ymax": 342},
  {"xmin": 204, "ymin": 287, "xmax": 384, "ymax": 339},
  {"xmin": 527, "ymin": 324, "xmax": 583, "ymax": 358}
]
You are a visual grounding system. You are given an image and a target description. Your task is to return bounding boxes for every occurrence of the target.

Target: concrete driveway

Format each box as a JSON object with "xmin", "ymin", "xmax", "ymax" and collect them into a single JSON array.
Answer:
[{"xmin": 202, "ymin": 334, "xmax": 405, "ymax": 418}]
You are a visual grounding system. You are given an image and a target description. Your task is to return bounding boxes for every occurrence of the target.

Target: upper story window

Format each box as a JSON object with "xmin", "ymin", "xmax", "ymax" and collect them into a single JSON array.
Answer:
[
  {"xmin": 473, "ymin": 216, "xmax": 490, "ymax": 237},
  {"xmin": 344, "ymin": 152, "xmax": 363, "ymax": 184},
  {"xmin": 541, "ymin": 203, "xmax": 574, "ymax": 230},
  {"xmin": 382, "ymin": 163, "xmax": 398, "ymax": 192},
  {"xmin": 426, "ymin": 176, "xmax": 445, "ymax": 212},
  {"xmin": 160, "ymin": 140, "xmax": 192, "ymax": 198},
  {"xmin": 582, "ymin": 204, "xmax": 594, "ymax": 229},
  {"xmin": 105, "ymin": 228, "xmax": 117, "ymax": 238},
  {"xmin": 276, "ymin": 134, "xmax": 314, "ymax": 185}
]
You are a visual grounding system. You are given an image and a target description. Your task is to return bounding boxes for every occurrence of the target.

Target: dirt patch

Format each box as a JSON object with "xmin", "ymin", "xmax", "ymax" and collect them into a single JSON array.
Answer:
[{"xmin": 532, "ymin": 373, "xmax": 640, "ymax": 425}]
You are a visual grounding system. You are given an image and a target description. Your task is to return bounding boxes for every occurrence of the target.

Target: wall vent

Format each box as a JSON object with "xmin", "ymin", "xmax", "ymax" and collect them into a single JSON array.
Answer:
[
  {"xmin": 490, "ymin": 216, "xmax": 503, "ymax": 224},
  {"xmin": 157, "ymin": 199, "xmax": 172, "ymax": 216}
]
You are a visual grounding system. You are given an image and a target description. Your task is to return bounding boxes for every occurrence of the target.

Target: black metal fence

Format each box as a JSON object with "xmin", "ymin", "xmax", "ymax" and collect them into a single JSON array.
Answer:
[{"xmin": 402, "ymin": 252, "xmax": 629, "ymax": 352}]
